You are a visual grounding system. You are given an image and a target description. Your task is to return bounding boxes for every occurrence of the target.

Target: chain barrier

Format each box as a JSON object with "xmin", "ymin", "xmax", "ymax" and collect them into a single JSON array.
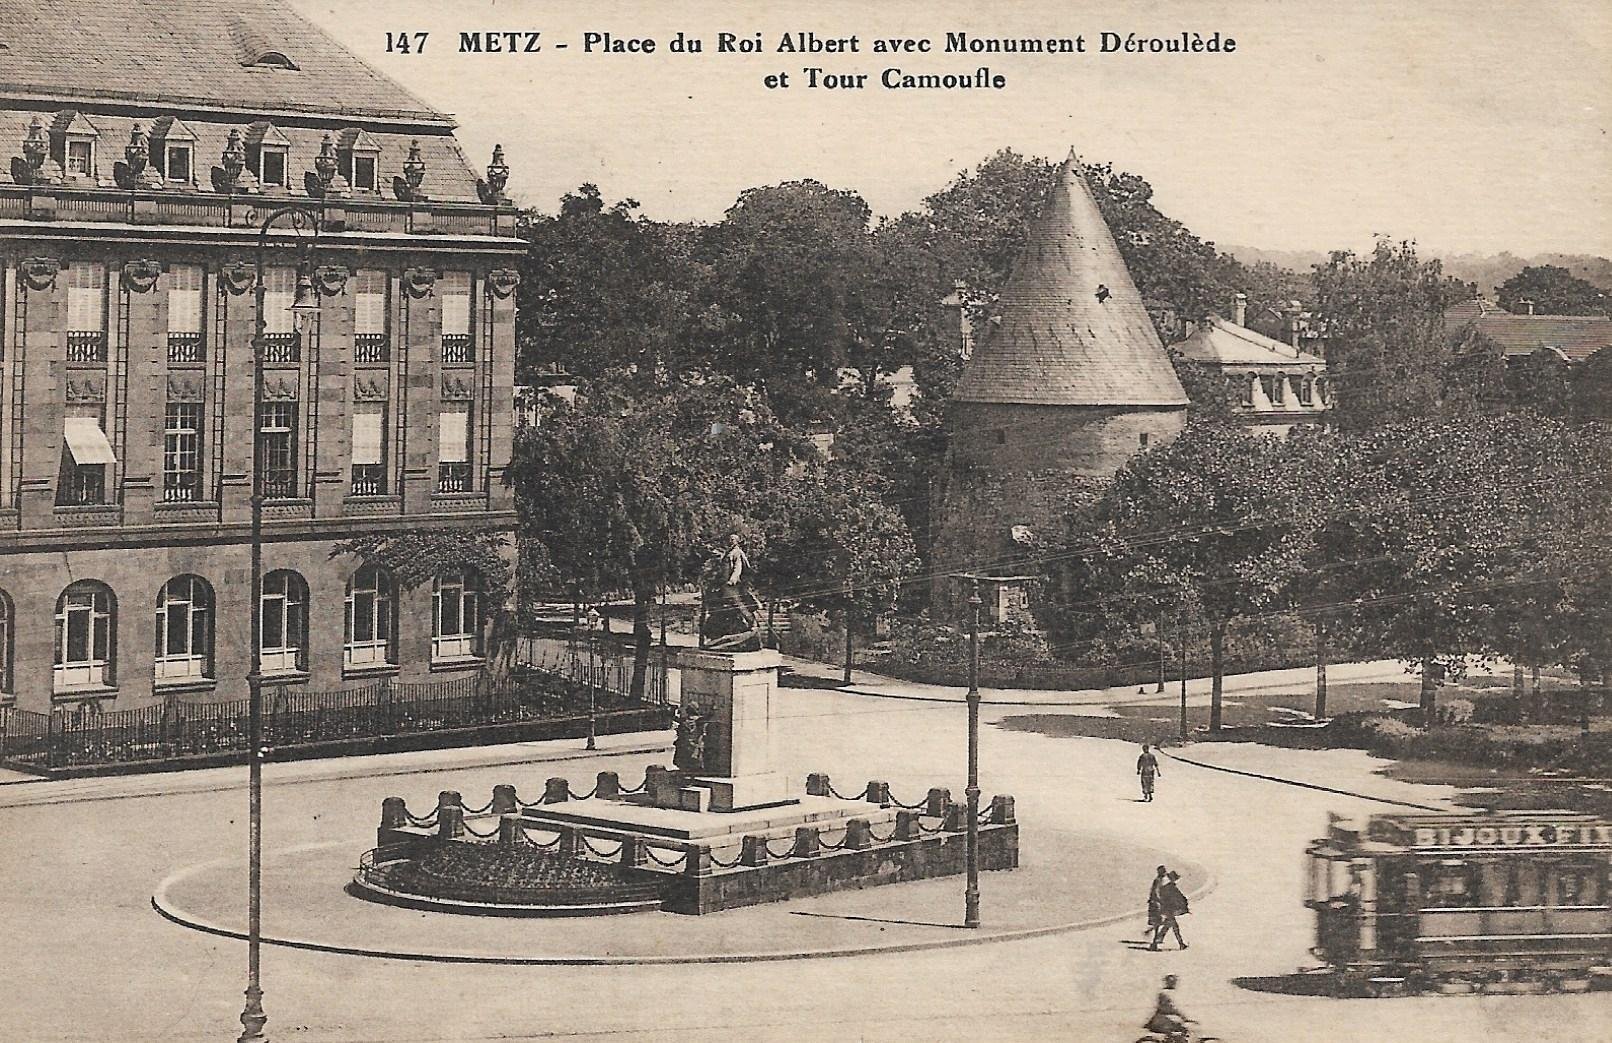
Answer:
[
  {"xmin": 404, "ymin": 811, "xmax": 438, "ymax": 827},
  {"xmin": 642, "ymin": 846, "xmax": 688, "ymax": 869},
  {"xmin": 568, "ymin": 785, "xmax": 600, "ymax": 801},
  {"xmin": 817, "ymin": 833, "xmax": 848, "ymax": 851},
  {"xmin": 867, "ymin": 825, "xmax": 898, "ymax": 844},
  {"xmin": 619, "ymin": 778, "xmax": 647, "ymax": 795},
  {"xmin": 764, "ymin": 838, "xmax": 798, "ymax": 860},
  {"xmin": 460, "ymin": 817, "xmax": 500, "ymax": 839},
  {"xmin": 580, "ymin": 835, "xmax": 623, "ymax": 859},
  {"xmin": 887, "ymin": 792, "xmax": 928, "ymax": 810},
  {"xmin": 520, "ymin": 829, "xmax": 562, "ymax": 850},
  {"xmin": 708, "ymin": 848, "xmax": 745, "ymax": 869},
  {"xmin": 462, "ymin": 799, "xmax": 495, "ymax": 815},
  {"xmin": 826, "ymin": 783, "xmax": 871, "ymax": 802},
  {"xmin": 916, "ymin": 818, "xmax": 946, "ymax": 834}
]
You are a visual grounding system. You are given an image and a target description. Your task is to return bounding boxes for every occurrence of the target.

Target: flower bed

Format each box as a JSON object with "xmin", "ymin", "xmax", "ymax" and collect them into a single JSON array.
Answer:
[{"xmin": 374, "ymin": 841, "xmax": 662, "ymax": 908}]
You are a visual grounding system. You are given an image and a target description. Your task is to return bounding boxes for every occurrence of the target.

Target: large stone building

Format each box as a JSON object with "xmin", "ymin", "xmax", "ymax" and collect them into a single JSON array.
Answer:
[
  {"xmin": 930, "ymin": 152, "xmax": 1189, "ymax": 621},
  {"xmin": 0, "ymin": 0, "xmax": 523, "ymax": 713}
]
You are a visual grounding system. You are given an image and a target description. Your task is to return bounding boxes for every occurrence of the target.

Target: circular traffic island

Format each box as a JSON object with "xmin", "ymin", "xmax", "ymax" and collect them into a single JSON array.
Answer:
[{"xmin": 354, "ymin": 841, "xmax": 663, "ymax": 917}]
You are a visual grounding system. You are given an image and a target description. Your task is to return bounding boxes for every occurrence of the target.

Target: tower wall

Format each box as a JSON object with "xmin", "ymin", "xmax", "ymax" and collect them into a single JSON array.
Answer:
[{"xmin": 929, "ymin": 403, "xmax": 1185, "ymax": 620}]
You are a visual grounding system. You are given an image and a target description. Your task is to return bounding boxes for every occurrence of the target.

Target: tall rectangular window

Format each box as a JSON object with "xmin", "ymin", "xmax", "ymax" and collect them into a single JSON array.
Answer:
[
  {"xmin": 66, "ymin": 139, "xmax": 93, "ymax": 177},
  {"xmin": 167, "ymin": 265, "xmax": 204, "ymax": 363},
  {"xmin": 60, "ymin": 412, "xmax": 114, "ymax": 506},
  {"xmin": 354, "ymin": 269, "xmax": 389, "ymax": 363},
  {"xmin": 437, "ymin": 403, "xmax": 470, "ymax": 492},
  {"xmin": 163, "ymin": 402, "xmax": 202, "ymax": 502},
  {"xmin": 66, "ymin": 263, "xmax": 106, "ymax": 363},
  {"xmin": 260, "ymin": 266, "xmax": 299, "ymax": 363},
  {"xmin": 351, "ymin": 402, "xmax": 386, "ymax": 495},
  {"xmin": 258, "ymin": 402, "xmax": 297, "ymax": 499},
  {"xmin": 258, "ymin": 146, "xmax": 287, "ymax": 188},
  {"xmin": 440, "ymin": 271, "xmax": 473, "ymax": 363},
  {"xmin": 165, "ymin": 144, "xmax": 192, "ymax": 183}
]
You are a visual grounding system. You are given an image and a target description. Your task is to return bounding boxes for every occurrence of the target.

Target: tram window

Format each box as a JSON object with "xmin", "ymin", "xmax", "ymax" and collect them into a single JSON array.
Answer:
[
  {"xmin": 1557, "ymin": 864, "xmax": 1602, "ymax": 906},
  {"xmin": 1427, "ymin": 864, "xmax": 1476, "ymax": 908}
]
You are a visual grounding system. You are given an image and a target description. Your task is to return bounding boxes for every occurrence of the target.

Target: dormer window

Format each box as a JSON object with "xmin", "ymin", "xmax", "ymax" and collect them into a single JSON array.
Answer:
[
  {"xmin": 245, "ymin": 122, "xmax": 292, "ymax": 189},
  {"xmin": 337, "ymin": 128, "xmax": 382, "ymax": 193},
  {"xmin": 67, "ymin": 139, "xmax": 93, "ymax": 177},
  {"xmin": 150, "ymin": 117, "xmax": 199, "ymax": 185},
  {"xmin": 165, "ymin": 144, "xmax": 192, "ymax": 183},
  {"xmin": 258, "ymin": 146, "xmax": 287, "ymax": 188}
]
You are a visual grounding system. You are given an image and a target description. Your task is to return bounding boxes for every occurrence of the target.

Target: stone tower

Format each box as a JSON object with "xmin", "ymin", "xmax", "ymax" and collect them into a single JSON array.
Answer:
[{"xmin": 930, "ymin": 151, "xmax": 1189, "ymax": 621}]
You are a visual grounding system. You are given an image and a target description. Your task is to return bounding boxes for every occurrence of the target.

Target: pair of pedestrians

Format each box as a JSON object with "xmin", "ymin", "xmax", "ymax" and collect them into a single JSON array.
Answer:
[{"xmin": 1145, "ymin": 865, "xmax": 1190, "ymax": 950}]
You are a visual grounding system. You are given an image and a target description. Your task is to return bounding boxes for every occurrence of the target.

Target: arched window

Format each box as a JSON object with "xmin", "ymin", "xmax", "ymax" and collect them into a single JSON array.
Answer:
[
  {"xmin": 155, "ymin": 575, "xmax": 213, "ymax": 682},
  {"xmin": 55, "ymin": 581, "xmax": 116, "ymax": 690},
  {"xmin": 432, "ymin": 569, "xmax": 483, "ymax": 661},
  {"xmin": 344, "ymin": 565, "xmax": 396, "ymax": 669},
  {"xmin": 260, "ymin": 570, "xmax": 308, "ymax": 674},
  {"xmin": 0, "ymin": 588, "xmax": 13, "ymax": 694}
]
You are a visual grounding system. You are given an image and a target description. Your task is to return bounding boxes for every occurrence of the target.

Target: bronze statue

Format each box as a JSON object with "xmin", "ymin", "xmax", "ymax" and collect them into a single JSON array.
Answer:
[{"xmin": 700, "ymin": 533, "xmax": 763, "ymax": 652}]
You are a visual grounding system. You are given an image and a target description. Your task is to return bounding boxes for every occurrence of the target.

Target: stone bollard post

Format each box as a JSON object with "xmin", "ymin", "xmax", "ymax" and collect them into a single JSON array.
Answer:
[
  {"xmin": 619, "ymin": 837, "xmax": 647, "ymax": 867},
  {"xmin": 895, "ymin": 810, "xmax": 919, "ymax": 840},
  {"xmin": 926, "ymin": 787, "xmax": 951, "ymax": 818},
  {"xmin": 792, "ymin": 826, "xmax": 822, "ymax": 859},
  {"xmin": 741, "ymin": 835, "xmax": 769, "ymax": 867},
  {"xmin": 684, "ymin": 847, "xmax": 712, "ymax": 877},
  {"xmin": 437, "ymin": 790, "xmax": 463, "ymax": 814},
  {"xmin": 544, "ymin": 777, "xmax": 571, "ymax": 803},
  {"xmin": 437, "ymin": 804, "xmax": 465, "ymax": 839},
  {"xmin": 990, "ymin": 795, "xmax": 1016, "ymax": 825},
  {"xmin": 844, "ymin": 818, "xmax": 873, "ymax": 850},
  {"xmin": 866, "ymin": 780, "xmax": 891, "ymax": 806},
  {"xmin": 596, "ymin": 771, "xmax": 621, "ymax": 800},
  {"xmin": 805, "ymin": 772, "xmax": 830, "ymax": 797},
  {"xmin": 498, "ymin": 815, "xmax": 524, "ymax": 846},
  {"xmin": 558, "ymin": 827, "xmax": 585, "ymax": 858},
  {"xmin": 379, "ymin": 797, "xmax": 408, "ymax": 830},
  {"xmin": 490, "ymin": 785, "xmax": 518, "ymax": 815},
  {"xmin": 942, "ymin": 802, "xmax": 969, "ymax": 832}
]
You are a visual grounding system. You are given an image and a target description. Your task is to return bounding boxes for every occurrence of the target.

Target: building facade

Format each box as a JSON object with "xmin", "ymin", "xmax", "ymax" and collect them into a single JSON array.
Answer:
[
  {"xmin": 929, "ymin": 152, "xmax": 1189, "ymax": 622},
  {"xmin": 1174, "ymin": 293, "xmax": 1329, "ymax": 436},
  {"xmin": 0, "ymin": 0, "xmax": 523, "ymax": 713}
]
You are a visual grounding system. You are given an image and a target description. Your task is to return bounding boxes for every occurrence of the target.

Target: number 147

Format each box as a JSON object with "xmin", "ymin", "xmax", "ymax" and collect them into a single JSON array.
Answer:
[{"xmin": 387, "ymin": 32, "xmax": 429, "ymax": 54}]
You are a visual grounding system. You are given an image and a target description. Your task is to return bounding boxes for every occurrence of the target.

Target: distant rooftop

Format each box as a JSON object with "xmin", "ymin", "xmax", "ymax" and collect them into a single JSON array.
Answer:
[
  {"xmin": 1176, "ymin": 314, "xmax": 1325, "ymax": 367},
  {"xmin": 1446, "ymin": 298, "xmax": 1612, "ymax": 362}
]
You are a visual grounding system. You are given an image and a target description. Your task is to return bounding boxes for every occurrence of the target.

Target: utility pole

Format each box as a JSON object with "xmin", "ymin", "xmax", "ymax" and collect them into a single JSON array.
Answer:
[
  {"xmin": 965, "ymin": 575, "xmax": 982, "ymax": 928},
  {"xmin": 1156, "ymin": 609, "xmax": 1166, "ymax": 693},
  {"xmin": 1178, "ymin": 608, "xmax": 1188, "ymax": 744},
  {"xmin": 842, "ymin": 565, "xmax": 854, "ymax": 684}
]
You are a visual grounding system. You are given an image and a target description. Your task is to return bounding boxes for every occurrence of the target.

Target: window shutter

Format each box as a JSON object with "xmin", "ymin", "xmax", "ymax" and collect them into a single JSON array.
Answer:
[
  {"xmin": 440, "ymin": 271, "xmax": 471, "ymax": 334},
  {"xmin": 438, "ymin": 407, "xmax": 469, "ymax": 463},
  {"xmin": 67, "ymin": 264, "xmax": 104, "ymax": 331},
  {"xmin": 168, "ymin": 265, "xmax": 202, "ymax": 333},
  {"xmin": 355, "ymin": 270, "xmax": 387, "ymax": 334},
  {"xmin": 352, "ymin": 406, "xmax": 384, "ymax": 465}
]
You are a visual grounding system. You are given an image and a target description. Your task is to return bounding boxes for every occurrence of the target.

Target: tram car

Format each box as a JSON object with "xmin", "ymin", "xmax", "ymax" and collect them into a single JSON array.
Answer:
[{"xmin": 1304, "ymin": 811, "xmax": 1611, "ymax": 993}]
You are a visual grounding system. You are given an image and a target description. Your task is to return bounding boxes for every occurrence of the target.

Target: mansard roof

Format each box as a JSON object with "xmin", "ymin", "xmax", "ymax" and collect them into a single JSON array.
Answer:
[
  {"xmin": 1176, "ymin": 314, "xmax": 1326, "ymax": 367},
  {"xmin": 951, "ymin": 151, "xmax": 1189, "ymax": 408},
  {"xmin": 0, "ymin": 0, "xmax": 450, "ymax": 124}
]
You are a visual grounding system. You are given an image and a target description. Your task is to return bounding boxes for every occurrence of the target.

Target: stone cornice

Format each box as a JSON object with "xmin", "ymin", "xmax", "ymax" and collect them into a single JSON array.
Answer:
[{"xmin": 0, "ymin": 510, "xmax": 516, "ymax": 554}]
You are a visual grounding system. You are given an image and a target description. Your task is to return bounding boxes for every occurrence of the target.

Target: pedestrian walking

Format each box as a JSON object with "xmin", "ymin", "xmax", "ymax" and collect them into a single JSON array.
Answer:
[
  {"xmin": 1145, "ymin": 864, "xmax": 1168, "ymax": 940},
  {"xmin": 1137, "ymin": 743, "xmax": 1161, "ymax": 801},
  {"xmin": 1150, "ymin": 870, "xmax": 1190, "ymax": 950}
]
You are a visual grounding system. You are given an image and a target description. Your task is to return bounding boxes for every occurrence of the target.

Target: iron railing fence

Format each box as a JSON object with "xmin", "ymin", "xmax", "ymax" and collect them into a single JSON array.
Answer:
[{"xmin": 0, "ymin": 651, "xmax": 668, "ymax": 771}]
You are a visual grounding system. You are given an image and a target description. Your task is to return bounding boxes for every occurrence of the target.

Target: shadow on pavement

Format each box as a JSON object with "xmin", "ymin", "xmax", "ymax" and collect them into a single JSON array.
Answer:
[
  {"xmin": 1231, "ymin": 972, "xmax": 1349, "ymax": 997},
  {"xmin": 788, "ymin": 910, "xmax": 967, "ymax": 930}
]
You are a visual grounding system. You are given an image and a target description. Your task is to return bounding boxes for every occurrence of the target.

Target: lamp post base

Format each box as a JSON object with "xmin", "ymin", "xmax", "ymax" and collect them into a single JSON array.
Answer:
[{"xmin": 237, "ymin": 984, "xmax": 268, "ymax": 1043}]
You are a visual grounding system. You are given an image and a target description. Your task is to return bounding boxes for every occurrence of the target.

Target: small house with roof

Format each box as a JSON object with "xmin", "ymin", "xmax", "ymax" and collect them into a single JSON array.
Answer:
[{"xmin": 1174, "ymin": 293, "xmax": 1330, "ymax": 436}]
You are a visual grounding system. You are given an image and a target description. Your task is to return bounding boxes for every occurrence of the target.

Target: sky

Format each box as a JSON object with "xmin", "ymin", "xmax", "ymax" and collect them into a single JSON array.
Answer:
[{"xmin": 294, "ymin": 0, "xmax": 1612, "ymax": 258}]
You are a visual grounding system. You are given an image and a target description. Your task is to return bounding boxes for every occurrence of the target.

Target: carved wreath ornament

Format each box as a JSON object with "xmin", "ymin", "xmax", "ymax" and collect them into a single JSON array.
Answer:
[
  {"xmin": 121, "ymin": 259, "xmax": 162, "ymax": 293},
  {"xmin": 220, "ymin": 261, "xmax": 255, "ymax": 296},
  {"xmin": 19, "ymin": 257, "xmax": 61, "ymax": 291},
  {"xmin": 487, "ymin": 268, "xmax": 520, "ymax": 299},
  {"xmin": 403, "ymin": 267, "xmax": 437, "ymax": 299}
]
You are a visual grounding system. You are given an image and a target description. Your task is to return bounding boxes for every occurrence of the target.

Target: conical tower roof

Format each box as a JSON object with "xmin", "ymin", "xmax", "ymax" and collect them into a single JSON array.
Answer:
[{"xmin": 952, "ymin": 152, "xmax": 1189, "ymax": 407}]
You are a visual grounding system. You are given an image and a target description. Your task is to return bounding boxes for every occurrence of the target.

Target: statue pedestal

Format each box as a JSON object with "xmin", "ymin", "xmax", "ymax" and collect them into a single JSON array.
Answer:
[{"xmin": 674, "ymin": 648, "xmax": 792, "ymax": 812}]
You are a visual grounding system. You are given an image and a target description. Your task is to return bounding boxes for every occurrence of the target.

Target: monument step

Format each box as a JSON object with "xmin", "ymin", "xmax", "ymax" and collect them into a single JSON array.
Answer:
[{"xmin": 520, "ymin": 795, "xmax": 897, "ymax": 842}]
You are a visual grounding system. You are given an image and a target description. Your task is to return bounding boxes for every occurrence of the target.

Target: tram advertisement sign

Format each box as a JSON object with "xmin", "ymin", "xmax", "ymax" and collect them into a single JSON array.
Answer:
[{"xmin": 1408, "ymin": 821, "xmax": 1612, "ymax": 849}]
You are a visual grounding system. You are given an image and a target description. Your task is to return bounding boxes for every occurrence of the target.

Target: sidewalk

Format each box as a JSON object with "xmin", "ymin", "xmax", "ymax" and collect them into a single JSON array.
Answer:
[{"xmin": 784, "ymin": 655, "xmax": 1412, "ymax": 708}]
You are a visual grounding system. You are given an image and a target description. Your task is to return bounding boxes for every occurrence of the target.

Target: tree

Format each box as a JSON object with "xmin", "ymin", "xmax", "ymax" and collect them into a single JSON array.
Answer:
[
  {"xmin": 1496, "ymin": 265, "xmax": 1610, "ymax": 316},
  {"xmin": 1310, "ymin": 238, "xmax": 1475, "ymax": 431},
  {"xmin": 1070, "ymin": 423, "xmax": 1305, "ymax": 731},
  {"xmin": 507, "ymin": 379, "xmax": 804, "ymax": 697},
  {"xmin": 517, "ymin": 184, "xmax": 704, "ymax": 386}
]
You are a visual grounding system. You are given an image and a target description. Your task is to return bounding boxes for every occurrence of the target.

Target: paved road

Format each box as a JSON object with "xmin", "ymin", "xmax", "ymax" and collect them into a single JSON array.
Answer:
[{"xmin": 0, "ymin": 677, "xmax": 1602, "ymax": 1042}]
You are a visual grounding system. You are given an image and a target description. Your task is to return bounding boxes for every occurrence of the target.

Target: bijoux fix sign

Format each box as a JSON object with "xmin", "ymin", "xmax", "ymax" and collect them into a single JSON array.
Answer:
[{"xmin": 1409, "ymin": 822, "xmax": 1612, "ymax": 849}]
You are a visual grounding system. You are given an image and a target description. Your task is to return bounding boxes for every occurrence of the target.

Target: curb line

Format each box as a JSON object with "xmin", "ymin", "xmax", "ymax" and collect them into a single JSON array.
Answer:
[
  {"xmin": 151, "ymin": 848, "xmax": 1219, "ymax": 967},
  {"xmin": 1161, "ymin": 750, "xmax": 1447, "ymax": 812}
]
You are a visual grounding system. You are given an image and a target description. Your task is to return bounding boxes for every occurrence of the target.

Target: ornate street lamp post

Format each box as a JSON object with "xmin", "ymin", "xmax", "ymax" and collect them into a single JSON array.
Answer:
[
  {"xmin": 964, "ymin": 575, "xmax": 982, "ymax": 928},
  {"xmin": 239, "ymin": 204, "xmax": 320, "ymax": 1043},
  {"xmin": 585, "ymin": 606, "xmax": 601, "ymax": 751}
]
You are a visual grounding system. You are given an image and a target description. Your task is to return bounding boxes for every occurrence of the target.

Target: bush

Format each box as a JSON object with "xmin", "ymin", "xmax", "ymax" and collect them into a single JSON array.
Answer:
[
  {"xmin": 1361, "ymin": 716, "xmax": 1421, "ymax": 757},
  {"xmin": 1436, "ymin": 698, "xmax": 1475, "ymax": 727}
]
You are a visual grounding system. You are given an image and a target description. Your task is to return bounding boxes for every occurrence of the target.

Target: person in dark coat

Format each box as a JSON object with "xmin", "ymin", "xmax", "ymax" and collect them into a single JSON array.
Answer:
[
  {"xmin": 1150, "ymin": 870, "xmax": 1190, "ymax": 950},
  {"xmin": 1137, "ymin": 744, "xmax": 1161, "ymax": 801},
  {"xmin": 1145, "ymin": 864, "xmax": 1168, "ymax": 939}
]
